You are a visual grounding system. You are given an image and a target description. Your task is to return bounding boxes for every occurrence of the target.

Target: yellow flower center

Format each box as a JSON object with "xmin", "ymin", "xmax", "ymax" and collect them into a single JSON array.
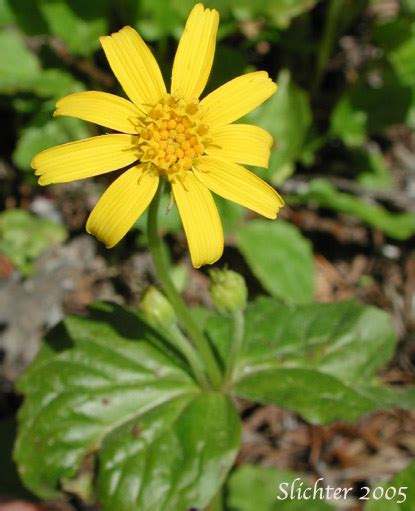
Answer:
[{"xmin": 138, "ymin": 94, "xmax": 209, "ymax": 177}]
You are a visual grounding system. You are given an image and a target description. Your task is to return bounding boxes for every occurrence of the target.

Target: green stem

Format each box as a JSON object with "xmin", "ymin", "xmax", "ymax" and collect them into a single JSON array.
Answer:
[
  {"xmin": 147, "ymin": 182, "xmax": 223, "ymax": 390},
  {"xmin": 311, "ymin": 0, "xmax": 343, "ymax": 96},
  {"xmin": 224, "ymin": 309, "xmax": 245, "ymax": 388},
  {"xmin": 168, "ymin": 324, "xmax": 210, "ymax": 390}
]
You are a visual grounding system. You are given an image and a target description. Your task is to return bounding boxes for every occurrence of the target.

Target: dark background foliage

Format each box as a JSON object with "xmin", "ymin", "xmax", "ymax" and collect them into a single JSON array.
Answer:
[{"xmin": 1, "ymin": 1, "xmax": 415, "ymax": 510}]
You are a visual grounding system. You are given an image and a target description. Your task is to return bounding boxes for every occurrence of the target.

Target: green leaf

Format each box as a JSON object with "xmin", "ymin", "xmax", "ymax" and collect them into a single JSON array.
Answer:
[
  {"xmin": 13, "ymin": 117, "xmax": 90, "ymax": 172},
  {"xmin": 237, "ymin": 219, "xmax": 314, "ymax": 304},
  {"xmin": 354, "ymin": 147, "xmax": 392, "ymax": 190},
  {"xmin": 227, "ymin": 464, "xmax": 335, "ymax": 510},
  {"xmin": 372, "ymin": 18, "xmax": 410, "ymax": 53},
  {"xmin": 0, "ymin": 29, "xmax": 41, "ymax": 93},
  {"xmin": 0, "ymin": 0, "xmax": 14, "ymax": 26},
  {"xmin": 38, "ymin": 0, "xmax": 109, "ymax": 57},
  {"xmin": 134, "ymin": 0, "xmax": 183, "ymax": 40},
  {"xmin": 330, "ymin": 94, "xmax": 367, "ymax": 147},
  {"xmin": 248, "ymin": 69, "xmax": 312, "ymax": 184},
  {"xmin": 207, "ymin": 297, "xmax": 398, "ymax": 424},
  {"xmin": 230, "ymin": 0, "xmax": 317, "ymax": 28},
  {"xmin": 30, "ymin": 69, "xmax": 84, "ymax": 99},
  {"xmin": 382, "ymin": 21, "xmax": 415, "ymax": 87},
  {"xmin": 0, "ymin": 209, "xmax": 67, "ymax": 275},
  {"xmin": 330, "ymin": 74, "xmax": 412, "ymax": 144},
  {"xmin": 364, "ymin": 461, "xmax": 415, "ymax": 511},
  {"xmin": 15, "ymin": 303, "xmax": 240, "ymax": 510},
  {"xmin": 236, "ymin": 368, "xmax": 381, "ymax": 424},
  {"xmin": 0, "ymin": 30, "xmax": 83, "ymax": 97},
  {"xmin": 98, "ymin": 392, "xmax": 240, "ymax": 511},
  {"xmin": 6, "ymin": 0, "xmax": 49, "ymax": 35},
  {"xmin": 265, "ymin": 0, "xmax": 317, "ymax": 29},
  {"xmin": 288, "ymin": 179, "xmax": 415, "ymax": 240},
  {"xmin": 401, "ymin": 0, "xmax": 415, "ymax": 13}
]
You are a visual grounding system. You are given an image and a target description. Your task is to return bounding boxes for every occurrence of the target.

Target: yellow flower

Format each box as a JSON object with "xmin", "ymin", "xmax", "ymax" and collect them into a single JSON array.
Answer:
[{"xmin": 32, "ymin": 3, "xmax": 284, "ymax": 268}]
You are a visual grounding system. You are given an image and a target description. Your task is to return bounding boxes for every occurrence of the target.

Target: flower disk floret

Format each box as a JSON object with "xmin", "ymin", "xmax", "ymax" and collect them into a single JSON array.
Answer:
[{"xmin": 138, "ymin": 95, "xmax": 208, "ymax": 177}]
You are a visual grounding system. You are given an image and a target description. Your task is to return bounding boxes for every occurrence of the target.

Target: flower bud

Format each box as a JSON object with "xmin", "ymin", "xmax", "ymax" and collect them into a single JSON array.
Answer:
[
  {"xmin": 140, "ymin": 286, "xmax": 176, "ymax": 327},
  {"xmin": 209, "ymin": 268, "xmax": 247, "ymax": 314}
]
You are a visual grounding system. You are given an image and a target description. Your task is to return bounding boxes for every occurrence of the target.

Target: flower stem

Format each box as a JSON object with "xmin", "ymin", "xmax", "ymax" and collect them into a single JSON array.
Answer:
[
  {"xmin": 224, "ymin": 309, "xmax": 245, "ymax": 388},
  {"xmin": 311, "ymin": 0, "xmax": 343, "ymax": 96},
  {"xmin": 167, "ymin": 324, "xmax": 210, "ymax": 390},
  {"xmin": 147, "ymin": 182, "xmax": 223, "ymax": 390}
]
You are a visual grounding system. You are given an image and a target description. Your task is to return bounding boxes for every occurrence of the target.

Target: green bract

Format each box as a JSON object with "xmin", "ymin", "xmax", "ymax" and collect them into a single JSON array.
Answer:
[{"xmin": 209, "ymin": 268, "xmax": 248, "ymax": 314}]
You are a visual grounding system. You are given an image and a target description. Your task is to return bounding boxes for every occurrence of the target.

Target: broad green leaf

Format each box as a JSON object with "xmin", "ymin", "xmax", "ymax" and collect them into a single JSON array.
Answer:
[
  {"xmin": 0, "ymin": 0, "xmax": 13, "ymax": 26},
  {"xmin": 288, "ymin": 179, "xmax": 415, "ymax": 240},
  {"xmin": 206, "ymin": 297, "xmax": 398, "ymax": 424},
  {"xmin": 248, "ymin": 70, "xmax": 312, "ymax": 184},
  {"xmin": 134, "ymin": 0, "xmax": 182, "ymax": 40},
  {"xmin": 372, "ymin": 18, "xmax": 410, "ymax": 53},
  {"xmin": 373, "ymin": 19, "xmax": 415, "ymax": 128},
  {"xmin": 330, "ymin": 74, "xmax": 412, "ymax": 143},
  {"xmin": 0, "ymin": 209, "xmax": 67, "ymax": 275},
  {"xmin": 38, "ymin": 0, "xmax": 109, "ymax": 57},
  {"xmin": 0, "ymin": 29, "xmax": 41, "ymax": 92},
  {"xmin": 15, "ymin": 303, "xmax": 240, "ymax": 510},
  {"xmin": 402, "ymin": 0, "xmax": 415, "ymax": 13},
  {"xmin": 365, "ymin": 461, "xmax": 415, "ymax": 511},
  {"xmin": 384, "ymin": 22, "xmax": 415, "ymax": 87},
  {"xmin": 236, "ymin": 368, "xmax": 381, "ymax": 424},
  {"xmin": 0, "ymin": 30, "xmax": 82, "ymax": 97},
  {"xmin": 236, "ymin": 299, "xmax": 395, "ymax": 383},
  {"xmin": 98, "ymin": 392, "xmax": 240, "ymax": 511},
  {"xmin": 13, "ymin": 117, "xmax": 90, "ymax": 172},
  {"xmin": 6, "ymin": 0, "xmax": 49, "ymax": 35},
  {"xmin": 237, "ymin": 219, "xmax": 314, "ymax": 303},
  {"xmin": 227, "ymin": 464, "xmax": 335, "ymax": 510},
  {"xmin": 30, "ymin": 69, "xmax": 84, "ymax": 99}
]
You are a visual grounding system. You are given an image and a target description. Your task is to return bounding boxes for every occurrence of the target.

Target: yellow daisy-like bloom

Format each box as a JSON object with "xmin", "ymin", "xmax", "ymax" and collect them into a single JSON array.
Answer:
[{"xmin": 32, "ymin": 3, "xmax": 284, "ymax": 268}]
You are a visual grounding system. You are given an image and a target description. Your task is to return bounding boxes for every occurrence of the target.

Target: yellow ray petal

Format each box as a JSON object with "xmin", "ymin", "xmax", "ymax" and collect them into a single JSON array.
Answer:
[
  {"xmin": 206, "ymin": 123, "xmax": 273, "ymax": 168},
  {"xmin": 171, "ymin": 3, "xmax": 219, "ymax": 101},
  {"xmin": 100, "ymin": 26, "xmax": 166, "ymax": 107},
  {"xmin": 199, "ymin": 71, "xmax": 277, "ymax": 127},
  {"xmin": 171, "ymin": 172, "xmax": 223, "ymax": 268},
  {"xmin": 54, "ymin": 91, "xmax": 143, "ymax": 134},
  {"xmin": 86, "ymin": 166, "xmax": 159, "ymax": 248},
  {"xmin": 32, "ymin": 135, "xmax": 139, "ymax": 185},
  {"xmin": 193, "ymin": 156, "xmax": 284, "ymax": 219}
]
